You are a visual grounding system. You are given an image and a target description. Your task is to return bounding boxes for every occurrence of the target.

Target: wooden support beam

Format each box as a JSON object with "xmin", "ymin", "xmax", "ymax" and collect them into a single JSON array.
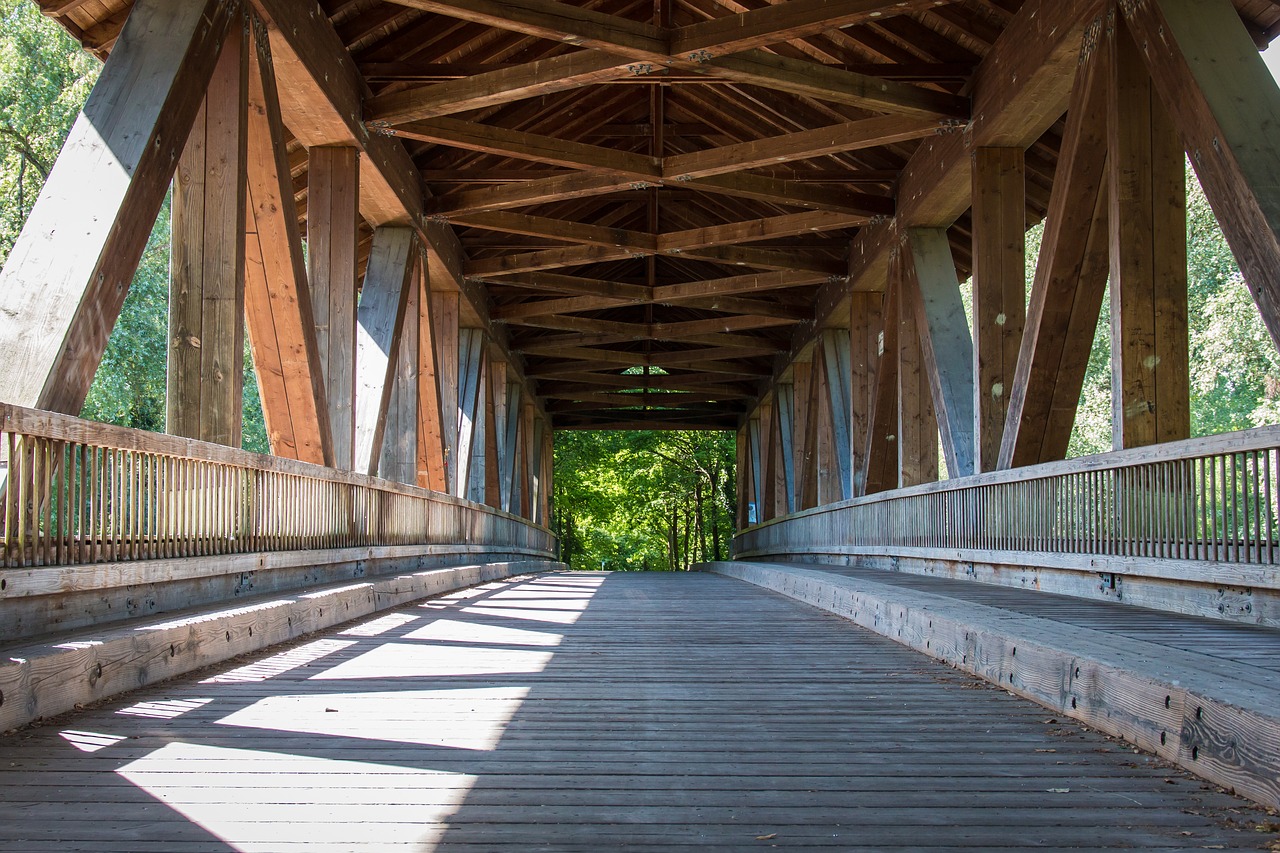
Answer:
[
  {"xmin": 759, "ymin": 399, "xmax": 777, "ymax": 521},
  {"xmin": 483, "ymin": 358, "xmax": 500, "ymax": 506},
  {"xmin": 431, "ymin": 289, "xmax": 460, "ymax": 491},
  {"xmin": 896, "ymin": 250, "xmax": 939, "ymax": 487},
  {"xmin": 380, "ymin": 251, "xmax": 420, "ymax": 485},
  {"xmin": 308, "ymin": 146, "xmax": 361, "ymax": 470},
  {"xmin": 664, "ymin": 116, "xmax": 943, "ymax": 179},
  {"xmin": 1000, "ymin": 34, "xmax": 1109, "ymax": 469},
  {"xmin": 243, "ymin": 23, "xmax": 331, "ymax": 466},
  {"xmin": 1119, "ymin": 0, "xmax": 1280, "ymax": 353},
  {"xmin": 530, "ymin": 416, "xmax": 548, "ymax": 525},
  {"xmin": 748, "ymin": 414, "xmax": 763, "ymax": 524},
  {"xmin": 776, "ymin": 382, "xmax": 797, "ymax": 515},
  {"xmin": 736, "ymin": 425, "xmax": 750, "ymax": 528},
  {"xmin": 703, "ymin": 52, "xmax": 969, "ymax": 119},
  {"xmin": 168, "ymin": 21, "xmax": 248, "ymax": 448},
  {"xmin": 495, "ymin": 364, "xmax": 522, "ymax": 513},
  {"xmin": 0, "ymin": 0, "xmax": 239, "ymax": 416},
  {"xmin": 673, "ymin": 0, "xmax": 940, "ymax": 57},
  {"xmin": 519, "ymin": 397, "xmax": 535, "ymax": 518},
  {"xmin": 658, "ymin": 211, "xmax": 871, "ymax": 252},
  {"xmin": 1107, "ymin": 13, "xmax": 1189, "ymax": 450},
  {"xmin": 366, "ymin": 51, "xmax": 633, "ymax": 125},
  {"xmin": 385, "ymin": 0, "xmax": 668, "ymax": 59},
  {"xmin": 793, "ymin": 359, "xmax": 817, "ymax": 510},
  {"xmin": 354, "ymin": 227, "xmax": 415, "ymax": 475},
  {"xmin": 806, "ymin": 0, "xmax": 1098, "ymax": 365},
  {"xmin": 862, "ymin": 266, "xmax": 900, "ymax": 496},
  {"xmin": 395, "ymin": 117, "xmax": 660, "ymax": 177},
  {"xmin": 971, "ymin": 147, "xmax": 1025, "ymax": 472},
  {"xmin": 416, "ymin": 256, "xmax": 448, "ymax": 491},
  {"xmin": 456, "ymin": 327, "xmax": 486, "ymax": 499},
  {"xmin": 849, "ymin": 292, "xmax": 883, "ymax": 496},
  {"xmin": 904, "ymin": 228, "xmax": 974, "ymax": 478},
  {"xmin": 252, "ymin": 0, "xmax": 547, "ymax": 431},
  {"xmin": 449, "ymin": 210, "xmax": 653, "ymax": 250},
  {"xmin": 821, "ymin": 328, "xmax": 853, "ymax": 501}
]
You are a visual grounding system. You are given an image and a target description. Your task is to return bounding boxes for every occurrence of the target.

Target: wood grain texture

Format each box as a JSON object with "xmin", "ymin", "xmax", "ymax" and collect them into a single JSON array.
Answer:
[
  {"xmin": 0, "ymin": 570, "xmax": 1270, "ymax": 848},
  {"xmin": 1108, "ymin": 12, "xmax": 1189, "ymax": 452},
  {"xmin": 711, "ymin": 560, "xmax": 1280, "ymax": 811}
]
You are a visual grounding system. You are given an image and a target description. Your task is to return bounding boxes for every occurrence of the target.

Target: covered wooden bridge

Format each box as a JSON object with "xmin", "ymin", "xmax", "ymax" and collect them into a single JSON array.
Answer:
[{"xmin": 4, "ymin": 0, "xmax": 1280, "ymax": 847}]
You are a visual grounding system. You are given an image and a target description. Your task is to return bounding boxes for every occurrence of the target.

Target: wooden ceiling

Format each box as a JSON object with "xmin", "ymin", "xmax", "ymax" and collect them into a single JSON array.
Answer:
[{"xmin": 42, "ymin": 0, "xmax": 1280, "ymax": 431}]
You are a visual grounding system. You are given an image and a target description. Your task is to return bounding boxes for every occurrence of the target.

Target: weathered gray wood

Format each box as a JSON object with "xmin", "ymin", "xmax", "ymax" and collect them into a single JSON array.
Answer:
[
  {"xmin": 0, "ymin": 570, "xmax": 1269, "ymax": 848},
  {"xmin": 970, "ymin": 147, "xmax": 1025, "ymax": 473},
  {"xmin": 712, "ymin": 560, "xmax": 1280, "ymax": 810},
  {"xmin": 168, "ymin": 21, "xmax": 248, "ymax": 448},
  {"xmin": 495, "ymin": 369, "xmax": 522, "ymax": 514},
  {"xmin": 0, "ymin": 559, "xmax": 557, "ymax": 731},
  {"xmin": 820, "ymin": 329, "xmax": 853, "ymax": 501},
  {"xmin": 1107, "ymin": 13, "xmax": 1189, "ymax": 450},
  {"xmin": 379, "ymin": 256, "xmax": 419, "ymax": 486},
  {"xmin": 0, "ymin": 0, "xmax": 239, "ymax": 417},
  {"xmin": 775, "ymin": 382, "xmax": 797, "ymax": 514},
  {"xmin": 905, "ymin": 228, "xmax": 974, "ymax": 478},
  {"xmin": 430, "ymin": 289, "xmax": 461, "ymax": 491},
  {"xmin": 308, "ymin": 146, "xmax": 361, "ymax": 469},
  {"xmin": 456, "ymin": 328, "xmax": 486, "ymax": 500},
  {"xmin": 747, "ymin": 415, "xmax": 762, "ymax": 523},
  {"xmin": 354, "ymin": 227, "xmax": 415, "ymax": 475}
]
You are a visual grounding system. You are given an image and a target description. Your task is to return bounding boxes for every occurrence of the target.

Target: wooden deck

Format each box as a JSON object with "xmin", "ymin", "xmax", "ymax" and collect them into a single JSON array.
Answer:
[{"xmin": 1, "ymin": 570, "xmax": 1276, "ymax": 851}]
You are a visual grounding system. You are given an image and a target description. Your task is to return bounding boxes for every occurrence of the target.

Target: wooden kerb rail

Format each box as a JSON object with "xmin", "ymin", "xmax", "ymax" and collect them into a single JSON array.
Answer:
[
  {"xmin": 736, "ymin": 425, "xmax": 1280, "ymax": 626},
  {"xmin": 0, "ymin": 403, "xmax": 557, "ymax": 642}
]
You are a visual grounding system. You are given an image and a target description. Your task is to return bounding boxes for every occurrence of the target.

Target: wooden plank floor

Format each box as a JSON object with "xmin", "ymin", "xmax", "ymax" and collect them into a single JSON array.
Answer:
[
  {"xmin": 812, "ymin": 564, "xmax": 1280, "ymax": 675},
  {"xmin": 1, "ymin": 571, "xmax": 1275, "ymax": 852}
]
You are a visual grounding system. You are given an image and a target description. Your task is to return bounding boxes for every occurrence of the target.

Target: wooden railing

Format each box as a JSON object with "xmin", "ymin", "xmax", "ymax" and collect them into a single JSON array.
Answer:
[
  {"xmin": 735, "ymin": 427, "xmax": 1280, "ymax": 587},
  {"xmin": 0, "ymin": 403, "xmax": 554, "ymax": 569}
]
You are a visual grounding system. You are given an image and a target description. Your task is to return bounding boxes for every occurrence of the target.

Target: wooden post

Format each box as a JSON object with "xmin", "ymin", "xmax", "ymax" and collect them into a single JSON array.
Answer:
[
  {"xmin": 354, "ymin": 227, "xmax": 414, "ymax": 475},
  {"xmin": 379, "ymin": 256, "xmax": 419, "ymax": 485},
  {"xmin": 735, "ymin": 424, "xmax": 750, "ymax": 527},
  {"xmin": 1120, "ymin": 0, "xmax": 1280, "ymax": 353},
  {"xmin": 520, "ymin": 398, "xmax": 537, "ymax": 518},
  {"xmin": 821, "ymin": 329, "xmax": 853, "ymax": 500},
  {"xmin": 758, "ymin": 399, "xmax": 776, "ymax": 521},
  {"xmin": 905, "ymin": 227, "xmax": 975, "ymax": 478},
  {"xmin": 849, "ymin": 293, "xmax": 884, "ymax": 496},
  {"xmin": 862, "ymin": 263, "xmax": 900, "ymax": 495},
  {"xmin": 496, "ymin": 369, "xmax": 522, "ymax": 513},
  {"xmin": 456, "ymin": 327, "xmax": 485, "ymax": 500},
  {"xmin": 307, "ymin": 146, "xmax": 360, "ymax": 469},
  {"xmin": 792, "ymin": 359, "xmax": 817, "ymax": 511},
  {"xmin": 1108, "ymin": 12, "xmax": 1189, "ymax": 450},
  {"xmin": 416, "ymin": 255, "xmax": 448, "ymax": 491},
  {"xmin": 243, "ymin": 20, "xmax": 330, "ymax": 465},
  {"xmin": 971, "ymin": 147, "xmax": 1025, "ymax": 472},
  {"xmin": 431, "ymin": 289, "xmax": 461, "ymax": 491},
  {"xmin": 897, "ymin": 248, "xmax": 939, "ymax": 487},
  {"xmin": 1000, "ymin": 23, "xmax": 1110, "ymax": 469},
  {"xmin": 747, "ymin": 414, "xmax": 763, "ymax": 524},
  {"xmin": 530, "ymin": 416, "xmax": 546, "ymax": 525},
  {"xmin": 482, "ymin": 360, "xmax": 499, "ymax": 506},
  {"xmin": 168, "ymin": 19, "xmax": 248, "ymax": 447},
  {"xmin": 0, "ymin": 0, "xmax": 239, "ymax": 416}
]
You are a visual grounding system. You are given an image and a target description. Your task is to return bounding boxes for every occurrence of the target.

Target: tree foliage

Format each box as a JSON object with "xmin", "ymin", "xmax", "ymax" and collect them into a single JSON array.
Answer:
[{"xmin": 554, "ymin": 430, "xmax": 735, "ymax": 571}]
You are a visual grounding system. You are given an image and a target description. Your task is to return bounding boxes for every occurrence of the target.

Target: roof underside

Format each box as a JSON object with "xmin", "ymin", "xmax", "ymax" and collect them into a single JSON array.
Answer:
[{"xmin": 42, "ymin": 0, "xmax": 1280, "ymax": 430}]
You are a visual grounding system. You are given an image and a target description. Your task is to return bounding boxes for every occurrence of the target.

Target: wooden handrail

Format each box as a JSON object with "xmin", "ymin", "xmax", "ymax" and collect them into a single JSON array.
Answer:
[
  {"xmin": 737, "ymin": 424, "xmax": 1280, "ymax": 575},
  {"xmin": 0, "ymin": 403, "xmax": 554, "ymax": 569}
]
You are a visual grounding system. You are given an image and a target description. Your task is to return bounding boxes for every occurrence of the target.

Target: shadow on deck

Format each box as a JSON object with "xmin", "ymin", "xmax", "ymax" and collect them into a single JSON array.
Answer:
[{"xmin": 0, "ymin": 570, "xmax": 1276, "ymax": 851}]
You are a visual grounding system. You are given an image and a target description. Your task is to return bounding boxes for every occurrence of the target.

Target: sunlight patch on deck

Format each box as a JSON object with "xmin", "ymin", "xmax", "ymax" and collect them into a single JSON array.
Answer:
[
  {"xmin": 117, "ymin": 742, "xmax": 473, "ymax": 852},
  {"xmin": 215, "ymin": 687, "xmax": 531, "ymax": 750},
  {"xmin": 201, "ymin": 639, "xmax": 356, "ymax": 684},
  {"xmin": 404, "ymin": 618, "xmax": 563, "ymax": 646},
  {"xmin": 308, "ymin": 642, "xmax": 553, "ymax": 679}
]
